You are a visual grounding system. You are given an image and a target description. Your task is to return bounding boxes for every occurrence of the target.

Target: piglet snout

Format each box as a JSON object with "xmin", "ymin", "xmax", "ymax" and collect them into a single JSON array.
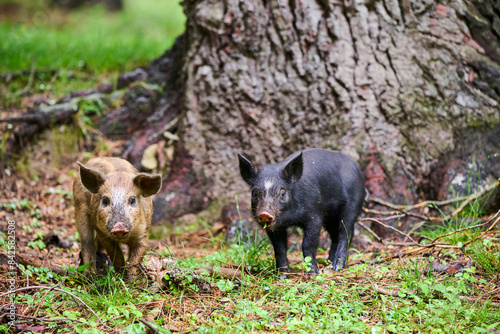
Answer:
[
  {"xmin": 110, "ymin": 222, "xmax": 130, "ymax": 239},
  {"xmin": 257, "ymin": 212, "xmax": 275, "ymax": 225}
]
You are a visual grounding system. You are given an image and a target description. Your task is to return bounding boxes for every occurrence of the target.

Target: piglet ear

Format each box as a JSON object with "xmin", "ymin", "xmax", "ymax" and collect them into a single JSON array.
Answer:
[
  {"xmin": 78, "ymin": 162, "xmax": 105, "ymax": 194},
  {"xmin": 134, "ymin": 173, "xmax": 162, "ymax": 197},
  {"xmin": 282, "ymin": 152, "xmax": 303, "ymax": 184},
  {"xmin": 238, "ymin": 154, "xmax": 257, "ymax": 185}
]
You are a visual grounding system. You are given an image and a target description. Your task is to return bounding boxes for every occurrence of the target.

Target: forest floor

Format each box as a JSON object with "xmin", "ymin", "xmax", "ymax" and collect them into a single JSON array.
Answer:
[{"xmin": 1, "ymin": 158, "xmax": 500, "ymax": 333}]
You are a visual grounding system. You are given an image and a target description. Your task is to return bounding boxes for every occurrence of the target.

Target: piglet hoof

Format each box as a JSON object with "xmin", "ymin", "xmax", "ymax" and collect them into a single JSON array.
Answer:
[
  {"xmin": 277, "ymin": 268, "xmax": 290, "ymax": 279},
  {"xmin": 305, "ymin": 270, "xmax": 318, "ymax": 278},
  {"xmin": 331, "ymin": 263, "xmax": 344, "ymax": 272}
]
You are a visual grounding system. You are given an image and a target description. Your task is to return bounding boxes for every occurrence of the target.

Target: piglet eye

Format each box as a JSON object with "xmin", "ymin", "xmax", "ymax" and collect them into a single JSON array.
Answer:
[
  {"xmin": 251, "ymin": 189, "xmax": 258, "ymax": 199},
  {"xmin": 101, "ymin": 196, "xmax": 110, "ymax": 207},
  {"xmin": 129, "ymin": 196, "xmax": 137, "ymax": 206}
]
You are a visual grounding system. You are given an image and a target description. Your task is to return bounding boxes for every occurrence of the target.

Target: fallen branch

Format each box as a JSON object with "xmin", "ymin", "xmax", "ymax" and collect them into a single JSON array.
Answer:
[
  {"xmin": 358, "ymin": 218, "xmax": 420, "ymax": 246},
  {"xmin": 370, "ymin": 194, "xmax": 470, "ymax": 212},
  {"xmin": 0, "ymin": 108, "xmax": 76, "ymax": 125},
  {"xmin": 369, "ymin": 212, "xmax": 500, "ymax": 263},
  {"xmin": 14, "ymin": 56, "xmax": 37, "ymax": 97},
  {"xmin": 445, "ymin": 182, "xmax": 500, "ymax": 221},
  {"xmin": 0, "ymin": 286, "xmax": 113, "ymax": 332},
  {"xmin": 0, "ymin": 313, "xmax": 84, "ymax": 325},
  {"xmin": 209, "ymin": 307, "xmax": 234, "ymax": 315},
  {"xmin": 357, "ymin": 221, "xmax": 385, "ymax": 245},
  {"xmin": 139, "ymin": 318, "xmax": 168, "ymax": 333},
  {"xmin": 363, "ymin": 207, "xmax": 433, "ymax": 221},
  {"xmin": 385, "ymin": 242, "xmax": 418, "ymax": 246},
  {"xmin": 369, "ymin": 181, "xmax": 499, "ymax": 223},
  {"xmin": 459, "ymin": 213, "xmax": 500, "ymax": 249},
  {"xmin": 0, "ymin": 68, "xmax": 58, "ymax": 81},
  {"xmin": 429, "ymin": 211, "xmax": 500, "ymax": 245},
  {"xmin": 0, "ymin": 92, "xmax": 109, "ymax": 156}
]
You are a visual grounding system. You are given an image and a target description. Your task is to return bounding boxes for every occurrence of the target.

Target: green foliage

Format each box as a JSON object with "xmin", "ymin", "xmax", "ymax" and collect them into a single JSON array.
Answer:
[
  {"xmin": 10, "ymin": 235, "xmax": 500, "ymax": 333},
  {"xmin": 204, "ymin": 231, "xmax": 274, "ymax": 275},
  {"xmin": 1, "ymin": 198, "xmax": 35, "ymax": 211},
  {"xmin": 0, "ymin": 231, "xmax": 7, "ymax": 249},
  {"xmin": 466, "ymin": 238, "xmax": 500, "ymax": 274},
  {"xmin": 0, "ymin": 0, "xmax": 186, "ymax": 73},
  {"xmin": 27, "ymin": 232, "xmax": 46, "ymax": 250},
  {"xmin": 294, "ymin": 255, "xmax": 312, "ymax": 272},
  {"xmin": 418, "ymin": 173, "xmax": 499, "ymax": 276}
]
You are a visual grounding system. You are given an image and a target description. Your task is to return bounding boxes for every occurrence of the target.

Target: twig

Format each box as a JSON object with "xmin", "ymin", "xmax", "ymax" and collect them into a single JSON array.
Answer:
[
  {"xmin": 0, "ymin": 313, "xmax": 84, "ymax": 325},
  {"xmin": 209, "ymin": 307, "xmax": 234, "ymax": 315},
  {"xmin": 372, "ymin": 285, "xmax": 417, "ymax": 297},
  {"xmin": 14, "ymin": 56, "xmax": 37, "ymax": 96},
  {"xmin": 357, "ymin": 221, "xmax": 385, "ymax": 244},
  {"xmin": 455, "ymin": 295, "xmax": 499, "ymax": 307},
  {"xmin": 460, "ymin": 213, "xmax": 500, "ymax": 249},
  {"xmin": 358, "ymin": 218, "xmax": 420, "ymax": 246},
  {"xmin": 429, "ymin": 211, "xmax": 500, "ymax": 245},
  {"xmin": 370, "ymin": 194, "xmax": 468, "ymax": 211},
  {"xmin": 0, "ymin": 68, "xmax": 57, "ymax": 81},
  {"xmin": 471, "ymin": 279, "xmax": 500, "ymax": 309},
  {"xmin": 139, "ymin": 318, "xmax": 165, "ymax": 333},
  {"xmin": 148, "ymin": 115, "xmax": 180, "ymax": 141},
  {"xmin": 369, "ymin": 181, "xmax": 499, "ymax": 222},
  {"xmin": 0, "ymin": 286, "xmax": 113, "ymax": 331},
  {"xmin": 385, "ymin": 242, "xmax": 419, "ymax": 246},
  {"xmin": 363, "ymin": 207, "xmax": 433, "ymax": 221},
  {"xmin": 371, "ymin": 213, "xmax": 500, "ymax": 263},
  {"xmin": 33, "ymin": 283, "xmax": 63, "ymax": 317},
  {"xmin": 446, "ymin": 182, "xmax": 499, "ymax": 220}
]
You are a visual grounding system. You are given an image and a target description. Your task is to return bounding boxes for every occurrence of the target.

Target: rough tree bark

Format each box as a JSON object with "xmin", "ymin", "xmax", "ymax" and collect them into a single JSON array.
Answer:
[{"xmin": 134, "ymin": 0, "xmax": 499, "ymax": 228}]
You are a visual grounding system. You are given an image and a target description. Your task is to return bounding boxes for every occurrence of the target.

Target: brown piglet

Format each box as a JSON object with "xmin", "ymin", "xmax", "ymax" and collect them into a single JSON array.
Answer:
[{"xmin": 73, "ymin": 157, "xmax": 162, "ymax": 278}]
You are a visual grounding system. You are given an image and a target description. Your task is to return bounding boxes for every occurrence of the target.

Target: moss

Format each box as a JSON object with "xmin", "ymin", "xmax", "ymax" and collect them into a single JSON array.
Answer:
[
  {"xmin": 15, "ymin": 124, "xmax": 82, "ymax": 180},
  {"xmin": 51, "ymin": 125, "xmax": 81, "ymax": 167}
]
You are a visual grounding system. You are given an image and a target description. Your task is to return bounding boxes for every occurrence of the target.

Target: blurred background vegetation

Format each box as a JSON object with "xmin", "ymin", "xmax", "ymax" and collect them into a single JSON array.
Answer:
[
  {"xmin": 0, "ymin": 0, "xmax": 186, "ymax": 102},
  {"xmin": 0, "ymin": 0, "xmax": 186, "ymax": 72}
]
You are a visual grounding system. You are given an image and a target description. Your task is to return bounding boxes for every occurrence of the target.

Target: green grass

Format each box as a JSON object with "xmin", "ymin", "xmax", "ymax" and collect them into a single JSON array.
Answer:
[
  {"xmin": 0, "ymin": 0, "xmax": 186, "ymax": 73},
  {"xmin": 419, "ymin": 181, "xmax": 500, "ymax": 275},
  {"xmin": 1, "ymin": 223, "xmax": 498, "ymax": 333},
  {"xmin": 0, "ymin": 0, "xmax": 185, "ymax": 107},
  {"xmin": 467, "ymin": 238, "xmax": 500, "ymax": 274},
  {"xmin": 1, "ymin": 184, "xmax": 499, "ymax": 333}
]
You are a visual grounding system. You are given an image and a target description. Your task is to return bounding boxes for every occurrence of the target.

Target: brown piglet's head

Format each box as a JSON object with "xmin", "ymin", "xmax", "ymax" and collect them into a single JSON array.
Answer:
[{"xmin": 78, "ymin": 162, "xmax": 162, "ymax": 240}]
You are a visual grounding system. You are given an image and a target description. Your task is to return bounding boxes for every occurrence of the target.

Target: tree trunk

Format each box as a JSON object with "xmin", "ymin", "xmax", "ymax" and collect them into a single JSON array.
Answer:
[{"xmin": 117, "ymin": 0, "xmax": 500, "ymax": 228}]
